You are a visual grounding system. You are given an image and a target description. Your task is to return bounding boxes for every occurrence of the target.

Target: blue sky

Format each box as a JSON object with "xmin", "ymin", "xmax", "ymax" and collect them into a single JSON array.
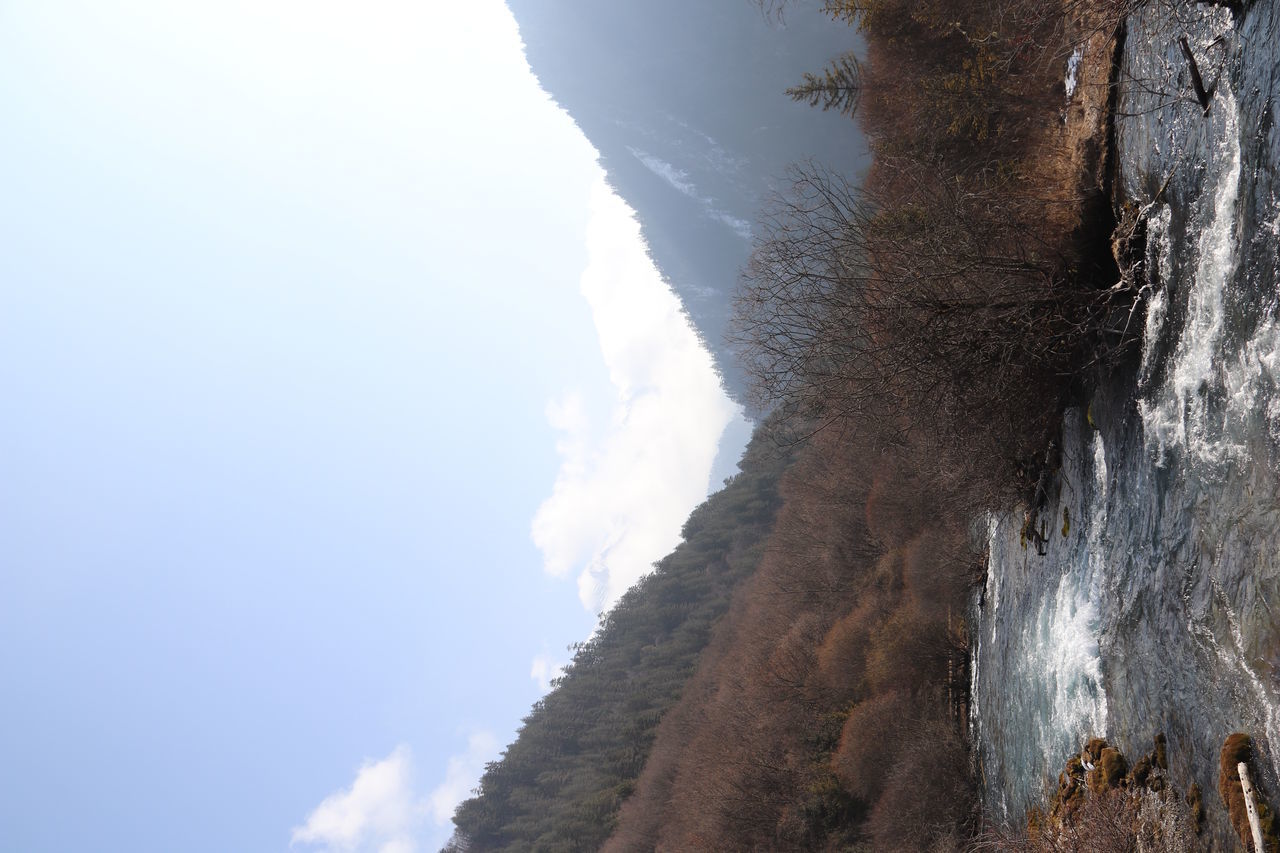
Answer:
[{"xmin": 0, "ymin": 2, "xmax": 743, "ymax": 850}]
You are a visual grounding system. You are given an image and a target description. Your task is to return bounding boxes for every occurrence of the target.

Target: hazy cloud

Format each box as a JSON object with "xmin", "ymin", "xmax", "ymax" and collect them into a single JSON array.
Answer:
[
  {"xmin": 532, "ymin": 174, "xmax": 739, "ymax": 613},
  {"xmin": 709, "ymin": 209, "xmax": 753, "ymax": 240}
]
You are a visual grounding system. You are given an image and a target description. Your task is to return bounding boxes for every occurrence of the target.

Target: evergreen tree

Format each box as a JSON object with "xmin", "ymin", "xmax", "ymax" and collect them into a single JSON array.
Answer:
[{"xmin": 786, "ymin": 53, "xmax": 861, "ymax": 116}]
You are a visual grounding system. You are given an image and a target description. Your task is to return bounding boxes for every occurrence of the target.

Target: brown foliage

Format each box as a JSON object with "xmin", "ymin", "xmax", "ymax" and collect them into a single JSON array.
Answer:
[
  {"xmin": 903, "ymin": 530, "xmax": 973, "ymax": 613},
  {"xmin": 865, "ymin": 461, "xmax": 937, "ymax": 545},
  {"xmin": 866, "ymin": 715, "xmax": 975, "ymax": 852},
  {"xmin": 736, "ymin": 0, "xmax": 1140, "ymax": 506},
  {"xmin": 735, "ymin": 159, "xmax": 1133, "ymax": 504},
  {"xmin": 765, "ymin": 612, "xmax": 828, "ymax": 704},
  {"xmin": 831, "ymin": 691, "xmax": 913, "ymax": 801},
  {"xmin": 815, "ymin": 599, "xmax": 879, "ymax": 704},
  {"xmin": 605, "ymin": 428, "xmax": 976, "ymax": 851},
  {"xmin": 865, "ymin": 603, "xmax": 951, "ymax": 695}
]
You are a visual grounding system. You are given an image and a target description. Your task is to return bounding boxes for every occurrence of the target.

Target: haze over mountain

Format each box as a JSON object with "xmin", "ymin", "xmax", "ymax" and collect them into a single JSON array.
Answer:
[{"xmin": 506, "ymin": 0, "xmax": 868, "ymax": 402}]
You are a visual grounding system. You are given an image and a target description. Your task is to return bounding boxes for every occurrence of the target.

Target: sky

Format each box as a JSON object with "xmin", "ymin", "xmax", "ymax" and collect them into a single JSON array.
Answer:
[{"xmin": 0, "ymin": 2, "xmax": 745, "ymax": 851}]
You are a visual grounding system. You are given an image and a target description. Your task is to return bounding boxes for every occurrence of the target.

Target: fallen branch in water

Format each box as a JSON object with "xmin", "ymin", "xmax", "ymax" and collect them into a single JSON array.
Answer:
[{"xmin": 1178, "ymin": 35, "xmax": 1216, "ymax": 114}]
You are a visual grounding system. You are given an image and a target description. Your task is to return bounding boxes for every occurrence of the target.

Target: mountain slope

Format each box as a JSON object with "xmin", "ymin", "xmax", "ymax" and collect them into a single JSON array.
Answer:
[
  {"xmin": 445, "ymin": 419, "xmax": 798, "ymax": 851},
  {"xmin": 505, "ymin": 0, "xmax": 867, "ymax": 401}
]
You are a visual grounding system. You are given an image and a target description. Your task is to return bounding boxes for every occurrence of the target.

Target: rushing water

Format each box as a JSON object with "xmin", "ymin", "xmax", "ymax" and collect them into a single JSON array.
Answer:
[{"xmin": 972, "ymin": 2, "xmax": 1280, "ymax": 844}]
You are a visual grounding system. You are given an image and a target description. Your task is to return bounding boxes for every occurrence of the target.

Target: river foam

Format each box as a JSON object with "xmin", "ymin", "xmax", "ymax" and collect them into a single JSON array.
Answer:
[{"xmin": 1139, "ymin": 82, "xmax": 1242, "ymax": 469}]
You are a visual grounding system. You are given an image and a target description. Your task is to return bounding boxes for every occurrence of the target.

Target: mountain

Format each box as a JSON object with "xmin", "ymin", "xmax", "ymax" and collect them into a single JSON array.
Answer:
[{"xmin": 505, "ymin": 0, "xmax": 868, "ymax": 402}]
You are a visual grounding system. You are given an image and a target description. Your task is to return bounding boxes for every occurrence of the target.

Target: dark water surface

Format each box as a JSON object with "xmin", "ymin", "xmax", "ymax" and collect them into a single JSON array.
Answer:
[{"xmin": 972, "ymin": 2, "xmax": 1280, "ymax": 844}]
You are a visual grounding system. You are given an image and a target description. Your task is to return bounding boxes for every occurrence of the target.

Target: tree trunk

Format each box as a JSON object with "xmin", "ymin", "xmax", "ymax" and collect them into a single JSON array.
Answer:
[{"xmin": 1238, "ymin": 761, "xmax": 1266, "ymax": 852}]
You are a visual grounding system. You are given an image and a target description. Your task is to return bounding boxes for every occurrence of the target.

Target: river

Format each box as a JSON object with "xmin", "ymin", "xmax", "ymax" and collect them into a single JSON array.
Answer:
[{"xmin": 971, "ymin": 1, "xmax": 1280, "ymax": 845}]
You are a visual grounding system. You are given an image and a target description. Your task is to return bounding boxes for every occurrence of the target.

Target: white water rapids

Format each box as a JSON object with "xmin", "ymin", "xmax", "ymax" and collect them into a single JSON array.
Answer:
[
  {"xmin": 1140, "ymin": 80, "xmax": 1243, "ymax": 468},
  {"xmin": 971, "ymin": 4, "xmax": 1280, "ymax": 845}
]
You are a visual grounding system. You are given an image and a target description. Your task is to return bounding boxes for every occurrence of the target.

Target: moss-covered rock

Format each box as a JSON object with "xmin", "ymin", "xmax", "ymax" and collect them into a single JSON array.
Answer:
[
  {"xmin": 1086, "ymin": 746, "xmax": 1127, "ymax": 795},
  {"xmin": 1186, "ymin": 781, "xmax": 1204, "ymax": 832},
  {"xmin": 1034, "ymin": 733, "xmax": 1203, "ymax": 849},
  {"xmin": 1218, "ymin": 732, "xmax": 1280, "ymax": 853},
  {"xmin": 1131, "ymin": 753, "xmax": 1153, "ymax": 788}
]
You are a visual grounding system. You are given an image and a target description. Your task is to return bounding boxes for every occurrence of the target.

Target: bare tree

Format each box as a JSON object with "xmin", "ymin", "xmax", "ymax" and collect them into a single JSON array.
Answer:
[{"xmin": 733, "ymin": 160, "xmax": 1139, "ymax": 497}]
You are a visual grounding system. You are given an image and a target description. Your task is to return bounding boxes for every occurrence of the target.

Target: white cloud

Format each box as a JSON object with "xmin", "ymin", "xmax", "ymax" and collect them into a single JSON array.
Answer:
[
  {"xmin": 376, "ymin": 842, "xmax": 416, "ymax": 853},
  {"xmin": 291, "ymin": 746, "xmax": 419, "ymax": 853},
  {"xmin": 294, "ymin": 735, "xmax": 501, "ymax": 853},
  {"xmin": 427, "ymin": 731, "xmax": 500, "ymax": 827},
  {"xmin": 532, "ymin": 173, "xmax": 739, "ymax": 613},
  {"xmin": 530, "ymin": 653, "xmax": 567, "ymax": 693}
]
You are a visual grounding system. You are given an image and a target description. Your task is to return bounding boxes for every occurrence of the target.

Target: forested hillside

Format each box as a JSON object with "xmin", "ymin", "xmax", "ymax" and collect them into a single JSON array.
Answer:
[
  {"xmin": 605, "ymin": 427, "xmax": 980, "ymax": 850},
  {"xmin": 445, "ymin": 420, "xmax": 798, "ymax": 851}
]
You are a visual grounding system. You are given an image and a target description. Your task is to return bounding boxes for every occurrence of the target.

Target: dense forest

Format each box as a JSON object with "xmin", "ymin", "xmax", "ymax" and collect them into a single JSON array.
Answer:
[
  {"xmin": 445, "ymin": 421, "xmax": 798, "ymax": 851},
  {"xmin": 448, "ymin": 0, "xmax": 1260, "ymax": 848},
  {"xmin": 604, "ymin": 426, "xmax": 979, "ymax": 850}
]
